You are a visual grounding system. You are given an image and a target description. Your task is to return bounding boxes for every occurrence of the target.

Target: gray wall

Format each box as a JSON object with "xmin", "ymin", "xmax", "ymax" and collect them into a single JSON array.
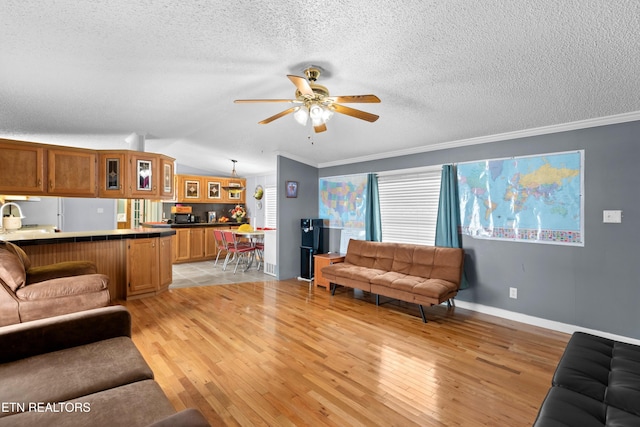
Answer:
[
  {"xmin": 319, "ymin": 121, "xmax": 640, "ymax": 339},
  {"xmin": 276, "ymin": 156, "xmax": 319, "ymax": 280}
]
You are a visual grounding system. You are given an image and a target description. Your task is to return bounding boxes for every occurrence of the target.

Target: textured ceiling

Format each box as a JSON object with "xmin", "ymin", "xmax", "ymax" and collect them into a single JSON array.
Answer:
[{"xmin": 1, "ymin": 1, "xmax": 640, "ymax": 176}]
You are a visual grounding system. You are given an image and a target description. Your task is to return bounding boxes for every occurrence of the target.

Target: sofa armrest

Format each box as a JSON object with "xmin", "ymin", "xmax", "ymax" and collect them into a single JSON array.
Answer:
[
  {"xmin": 0, "ymin": 305, "xmax": 130, "ymax": 363},
  {"xmin": 146, "ymin": 408, "xmax": 211, "ymax": 427}
]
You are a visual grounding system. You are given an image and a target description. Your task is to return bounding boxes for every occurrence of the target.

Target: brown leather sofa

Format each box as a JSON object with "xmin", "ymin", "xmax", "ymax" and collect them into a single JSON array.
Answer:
[
  {"xmin": 0, "ymin": 306, "xmax": 209, "ymax": 426},
  {"xmin": 322, "ymin": 239, "xmax": 464, "ymax": 322},
  {"xmin": 0, "ymin": 242, "xmax": 110, "ymax": 326}
]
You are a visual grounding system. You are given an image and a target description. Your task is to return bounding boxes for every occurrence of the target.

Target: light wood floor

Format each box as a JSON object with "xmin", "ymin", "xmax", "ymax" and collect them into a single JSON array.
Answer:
[{"xmin": 121, "ymin": 280, "xmax": 569, "ymax": 426}]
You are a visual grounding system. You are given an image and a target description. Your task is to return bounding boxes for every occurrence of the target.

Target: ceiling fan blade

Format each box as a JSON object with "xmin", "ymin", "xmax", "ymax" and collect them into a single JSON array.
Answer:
[
  {"xmin": 258, "ymin": 107, "xmax": 298, "ymax": 124},
  {"xmin": 333, "ymin": 104, "xmax": 379, "ymax": 122},
  {"xmin": 234, "ymin": 99, "xmax": 299, "ymax": 103},
  {"xmin": 287, "ymin": 75, "xmax": 314, "ymax": 96},
  {"xmin": 314, "ymin": 123, "xmax": 327, "ymax": 133},
  {"xmin": 326, "ymin": 95, "xmax": 381, "ymax": 104}
]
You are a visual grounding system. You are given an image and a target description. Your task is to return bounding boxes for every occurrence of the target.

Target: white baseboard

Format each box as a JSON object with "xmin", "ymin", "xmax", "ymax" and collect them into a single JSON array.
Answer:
[{"xmin": 453, "ymin": 300, "xmax": 640, "ymax": 346}]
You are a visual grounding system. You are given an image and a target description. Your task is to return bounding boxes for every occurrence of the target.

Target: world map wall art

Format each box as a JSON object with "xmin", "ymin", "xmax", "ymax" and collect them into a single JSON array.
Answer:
[{"xmin": 457, "ymin": 150, "xmax": 584, "ymax": 246}]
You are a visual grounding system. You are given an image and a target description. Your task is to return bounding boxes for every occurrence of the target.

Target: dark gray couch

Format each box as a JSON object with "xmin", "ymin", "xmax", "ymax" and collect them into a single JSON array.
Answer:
[
  {"xmin": 0, "ymin": 305, "xmax": 209, "ymax": 426},
  {"xmin": 533, "ymin": 332, "xmax": 640, "ymax": 426}
]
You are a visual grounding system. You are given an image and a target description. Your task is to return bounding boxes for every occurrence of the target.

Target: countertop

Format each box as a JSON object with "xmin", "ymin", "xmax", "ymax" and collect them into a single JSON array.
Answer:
[
  {"xmin": 141, "ymin": 222, "xmax": 245, "ymax": 228},
  {"xmin": 0, "ymin": 228, "xmax": 176, "ymax": 246}
]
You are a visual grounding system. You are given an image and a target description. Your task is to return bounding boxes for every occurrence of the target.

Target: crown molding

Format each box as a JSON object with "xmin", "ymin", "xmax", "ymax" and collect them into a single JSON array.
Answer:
[{"xmin": 318, "ymin": 110, "xmax": 640, "ymax": 169}]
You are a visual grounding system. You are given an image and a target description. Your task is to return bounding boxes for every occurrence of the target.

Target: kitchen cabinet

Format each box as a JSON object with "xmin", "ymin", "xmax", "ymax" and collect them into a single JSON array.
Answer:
[
  {"xmin": 222, "ymin": 178, "xmax": 246, "ymax": 204},
  {"xmin": 127, "ymin": 235, "xmax": 173, "ymax": 298},
  {"xmin": 177, "ymin": 175, "xmax": 204, "ymax": 202},
  {"xmin": 204, "ymin": 227, "xmax": 218, "ymax": 258},
  {"xmin": 173, "ymin": 229, "xmax": 191, "ymax": 262},
  {"xmin": 0, "ymin": 139, "xmax": 46, "ymax": 195},
  {"xmin": 127, "ymin": 237, "xmax": 159, "ymax": 297},
  {"xmin": 175, "ymin": 174, "xmax": 245, "ymax": 203},
  {"xmin": 189, "ymin": 228, "xmax": 206, "ymax": 260},
  {"xmin": 172, "ymin": 225, "xmax": 238, "ymax": 264},
  {"xmin": 98, "ymin": 151, "xmax": 129, "ymax": 198},
  {"xmin": 0, "ymin": 138, "xmax": 174, "ymax": 200},
  {"xmin": 159, "ymin": 155, "xmax": 175, "ymax": 200},
  {"xmin": 159, "ymin": 236, "xmax": 173, "ymax": 289},
  {"xmin": 128, "ymin": 152, "xmax": 159, "ymax": 198},
  {"xmin": 204, "ymin": 178, "xmax": 223, "ymax": 202},
  {"xmin": 99, "ymin": 151, "xmax": 175, "ymax": 200},
  {"xmin": 47, "ymin": 147, "xmax": 98, "ymax": 197}
]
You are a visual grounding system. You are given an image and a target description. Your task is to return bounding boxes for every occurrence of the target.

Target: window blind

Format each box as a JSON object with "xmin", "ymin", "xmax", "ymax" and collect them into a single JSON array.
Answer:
[
  {"xmin": 264, "ymin": 185, "xmax": 277, "ymax": 229},
  {"xmin": 377, "ymin": 167, "xmax": 442, "ymax": 245}
]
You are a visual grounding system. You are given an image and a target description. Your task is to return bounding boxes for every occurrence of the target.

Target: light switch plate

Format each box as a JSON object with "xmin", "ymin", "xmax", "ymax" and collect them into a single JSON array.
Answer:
[{"xmin": 603, "ymin": 210, "xmax": 622, "ymax": 223}]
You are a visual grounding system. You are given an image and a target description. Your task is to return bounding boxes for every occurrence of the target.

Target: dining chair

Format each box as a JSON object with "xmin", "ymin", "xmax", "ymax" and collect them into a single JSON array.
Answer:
[
  {"xmin": 221, "ymin": 230, "xmax": 255, "ymax": 273},
  {"xmin": 213, "ymin": 229, "xmax": 228, "ymax": 266}
]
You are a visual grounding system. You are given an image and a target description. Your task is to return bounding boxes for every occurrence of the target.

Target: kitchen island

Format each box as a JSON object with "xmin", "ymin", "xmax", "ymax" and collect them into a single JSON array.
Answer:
[{"xmin": 1, "ymin": 228, "xmax": 176, "ymax": 300}]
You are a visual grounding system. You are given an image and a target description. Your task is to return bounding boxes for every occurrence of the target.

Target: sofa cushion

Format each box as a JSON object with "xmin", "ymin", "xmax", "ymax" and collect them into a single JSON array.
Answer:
[
  {"xmin": 413, "ymin": 278, "xmax": 459, "ymax": 299},
  {"xmin": 389, "ymin": 245, "xmax": 416, "ymax": 274},
  {"xmin": 0, "ymin": 380, "xmax": 176, "ymax": 427},
  {"xmin": 533, "ymin": 386, "xmax": 606, "ymax": 427},
  {"xmin": 1, "ymin": 242, "xmax": 31, "ymax": 272},
  {"xmin": 552, "ymin": 332, "xmax": 614, "ymax": 401},
  {"xmin": 0, "ymin": 250, "xmax": 26, "ymax": 292},
  {"xmin": 0, "ymin": 336, "xmax": 153, "ymax": 416},
  {"xmin": 605, "ymin": 342, "xmax": 640, "ymax": 417},
  {"xmin": 371, "ymin": 271, "xmax": 419, "ymax": 292},
  {"xmin": 331, "ymin": 264, "xmax": 386, "ymax": 283},
  {"xmin": 15, "ymin": 274, "xmax": 109, "ymax": 300}
]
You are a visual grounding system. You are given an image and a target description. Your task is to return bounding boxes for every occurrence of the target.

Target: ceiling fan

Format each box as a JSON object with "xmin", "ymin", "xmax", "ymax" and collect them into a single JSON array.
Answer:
[{"xmin": 234, "ymin": 66, "xmax": 381, "ymax": 133}]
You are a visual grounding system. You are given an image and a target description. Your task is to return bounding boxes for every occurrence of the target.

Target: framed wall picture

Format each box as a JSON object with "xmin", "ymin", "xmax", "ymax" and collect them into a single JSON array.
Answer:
[
  {"xmin": 185, "ymin": 180, "xmax": 200, "ymax": 199},
  {"xmin": 207, "ymin": 181, "xmax": 221, "ymax": 199},
  {"xmin": 286, "ymin": 181, "xmax": 298, "ymax": 198},
  {"xmin": 137, "ymin": 160, "xmax": 152, "ymax": 191}
]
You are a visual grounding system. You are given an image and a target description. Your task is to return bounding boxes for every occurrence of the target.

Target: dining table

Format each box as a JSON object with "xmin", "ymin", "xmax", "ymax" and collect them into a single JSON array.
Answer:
[{"xmin": 232, "ymin": 230, "xmax": 264, "ymax": 271}]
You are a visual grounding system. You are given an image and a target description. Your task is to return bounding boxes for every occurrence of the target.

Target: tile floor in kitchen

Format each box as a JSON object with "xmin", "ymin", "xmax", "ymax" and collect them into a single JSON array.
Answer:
[{"xmin": 171, "ymin": 257, "xmax": 275, "ymax": 288}]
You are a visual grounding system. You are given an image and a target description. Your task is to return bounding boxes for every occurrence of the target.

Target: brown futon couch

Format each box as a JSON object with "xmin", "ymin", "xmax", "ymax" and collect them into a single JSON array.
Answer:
[
  {"xmin": 322, "ymin": 239, "xmax": 464, "ymax": 322},
  {"xmin": 0, "ymin": 306, "xmax": 209, "ymax": 427}
]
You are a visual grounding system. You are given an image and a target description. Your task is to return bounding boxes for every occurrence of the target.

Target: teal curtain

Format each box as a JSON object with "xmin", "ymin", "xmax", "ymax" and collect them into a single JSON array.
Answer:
[
  {"xmin": 365, "ymin": 173, "xmax": 382, "ymax": 241},
  {"xmin": 435, "ymin": 164, "xmax": 469, "ymax": 289}
]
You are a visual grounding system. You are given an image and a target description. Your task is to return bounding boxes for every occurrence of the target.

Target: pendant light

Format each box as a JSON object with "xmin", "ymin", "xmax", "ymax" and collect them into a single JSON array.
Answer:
[{"xmin": 222, "ymin": 160, "xmax": 246, "ymax": 194}]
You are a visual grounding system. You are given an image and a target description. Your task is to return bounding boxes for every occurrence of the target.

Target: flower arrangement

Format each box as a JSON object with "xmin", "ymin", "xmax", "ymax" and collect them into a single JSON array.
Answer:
[{"xmin": 230, "ymin": 205, "xmax": 246, "ymax": 222}]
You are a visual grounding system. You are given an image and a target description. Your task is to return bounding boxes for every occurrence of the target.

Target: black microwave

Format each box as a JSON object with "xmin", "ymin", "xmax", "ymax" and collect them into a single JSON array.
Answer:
[{"xmin": 174, "ymin": 213, "xmax": 193, "ymax": 224}]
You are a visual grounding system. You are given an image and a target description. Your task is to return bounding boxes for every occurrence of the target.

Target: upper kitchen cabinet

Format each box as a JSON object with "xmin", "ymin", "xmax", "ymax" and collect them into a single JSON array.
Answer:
[
  {"xmin": 128, "ymin": 152, "xmax": 159, "ymax": 198},
  {"xmin": 176, "ymin": 175, "xmax": 204, "ymax": 203},
  {"xmin": 222, "ymin": 178, "xmax": 246, "ymax": 204},
  {"xmin": 159, "ymin": 155, "xmax": 175, "ymax": 200},
  {"xmin": 0, "ymin": 139, "xmax": 46, "ymax": 195},
  {"xmin": 175, "ymin": 175, "xmax": 246, "ymax": 203},
  {"xmin": 99, "ymin": 150, "xmax": 129, "ymax": 198},
  {"xmin": 47, "ymin": 147, "xmax": 98, "ymax": 197},
  {"xmin": 99, "ymin": 150, "xmax": 175, "ymax": 200}
]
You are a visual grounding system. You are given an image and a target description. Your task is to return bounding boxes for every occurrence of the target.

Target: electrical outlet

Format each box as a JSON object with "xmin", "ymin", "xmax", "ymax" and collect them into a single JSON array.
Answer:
[{"xmin": 509, "ymin": 287, "xmax": 518, "ymax": 299}]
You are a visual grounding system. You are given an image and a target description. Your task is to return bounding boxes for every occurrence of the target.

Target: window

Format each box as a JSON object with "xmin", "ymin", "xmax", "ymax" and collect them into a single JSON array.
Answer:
[
  {"xmin": 264, "ymin": 185, "xmax": 277, "ymax": 229},
  {"xmin": 377, "ymin": 166, "xmax": 442, "ymax": 245}
]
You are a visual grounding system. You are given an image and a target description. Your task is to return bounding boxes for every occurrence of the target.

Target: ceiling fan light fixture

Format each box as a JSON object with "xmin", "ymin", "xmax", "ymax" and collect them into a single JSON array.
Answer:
[
  {"xmin": 309, "ymin": 104, "xmax": 324, "ymax": 120},
  {"xmin": 293, "ymin": 106, "xmax": 309, "ymax": 125}
]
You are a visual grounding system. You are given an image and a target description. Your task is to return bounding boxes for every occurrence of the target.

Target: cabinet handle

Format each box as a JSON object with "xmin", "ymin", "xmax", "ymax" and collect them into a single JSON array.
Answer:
[{"xmin": 49, "ymin": 180, "xmax": 53, "ymax": 189}]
